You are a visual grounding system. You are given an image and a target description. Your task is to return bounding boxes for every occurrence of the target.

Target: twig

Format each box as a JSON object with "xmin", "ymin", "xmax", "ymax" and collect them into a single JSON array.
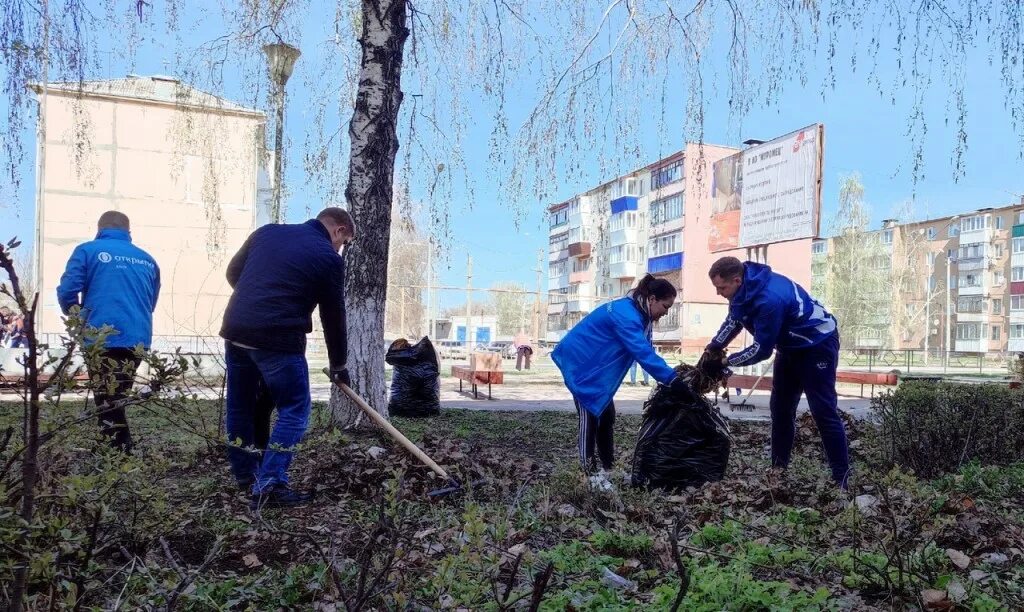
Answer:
[
  {"xmin": 527, "ymin": 562, "xmax": 554, "ymax": 612},
  {"xmin": 668, "ymin": 521, "xmax": 690, "ymax": 612},
  {"xmin": 164, "ymin": 537, "xmax": 224, "ymax": 611}
]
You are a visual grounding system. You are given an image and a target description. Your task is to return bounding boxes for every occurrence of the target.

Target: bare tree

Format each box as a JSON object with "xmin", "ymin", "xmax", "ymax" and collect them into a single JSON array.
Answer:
[
  {"xmin": 386, "ymin": 212, "xmax": 426, "ymax": 339},
  {"xmin": 492, "ymin": 282, "xmax": 529, "ymax": 336}
]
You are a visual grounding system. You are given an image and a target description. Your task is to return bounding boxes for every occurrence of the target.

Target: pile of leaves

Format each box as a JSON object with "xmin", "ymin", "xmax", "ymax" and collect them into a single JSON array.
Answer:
[{"xmin": 4, "ymin": 402, "xmax": 1024, "ymax": 610}]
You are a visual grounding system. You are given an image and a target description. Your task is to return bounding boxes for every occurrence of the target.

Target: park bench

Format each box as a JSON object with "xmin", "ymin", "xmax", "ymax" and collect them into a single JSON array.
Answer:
[
  {"xmin": 725, "ymin": 370, "xmax": 900, "ymax": 407},
  {"xmin": 451, "ymin": 351, "xmax": 504, "ymax": 399}
]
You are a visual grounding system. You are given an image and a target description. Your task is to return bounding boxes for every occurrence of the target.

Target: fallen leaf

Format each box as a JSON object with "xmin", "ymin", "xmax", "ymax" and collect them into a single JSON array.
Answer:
[
  {"xmin": 414, "ymin": 528, "xmax": 437, "ymax": 539},
  {"xmin": 969, "ymin": 570, "xmax": 989, "ymax": 582},
  {"xmin": 242, "ymin": 553, "xmax": 262, "ymax": 568},
  {"xmin": 946, "ymin": 548, "xmax": 970, "ymax": 569},
  {"xmin": 920, "ymin": 589, "xmax": 952, "ymax": 610},
  {"xmin": 981, "ymin": 552, "xmax": 1008, "ymax": 565},
  {"xmin": 947, "ymin": 581, "xmax": 967, "ymax": 603},
  {"xmin": 507, "ymin": 543, "xmax": 527, "ymax": 556}
]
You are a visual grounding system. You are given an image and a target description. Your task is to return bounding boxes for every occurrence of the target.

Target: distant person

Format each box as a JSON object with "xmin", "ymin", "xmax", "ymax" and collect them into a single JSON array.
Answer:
[
  {"xmin": 628, "ymin": 360, "xmax": 649, "ymax": 386},
  {"xmin": 8, "ymin": 314, "xmax": 27, "ymax": 348},
  {"xmin": 513, "ymin": 332, "xmax": 533, "ymax": 371},
  {"xmin": 57, "ymin": 211, "xmax": 160, "ymax": 453},
  {"xmin": 221, "ymin": 207, "xmax": 354, "ymax": 509},
  {"xmin": 552, "ymin": 274, "xmax": 695, "ymax": 491},
  {"xmin": 0, "ymin": 305, "xmax": 11, "ymax": 346},
  {"xmin": 702, "ymin": 256, "xmax": 849, "ymax": 488}
]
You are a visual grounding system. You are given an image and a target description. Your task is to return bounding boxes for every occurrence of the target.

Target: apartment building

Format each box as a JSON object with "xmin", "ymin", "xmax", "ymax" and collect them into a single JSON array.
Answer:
[
  {"xmin": 812, "ymin": 201, "xmax": 1024, "ymax": 353},
  {"xmin": 547, "ymin": 143, "xmax": 815, "ymax": 351}
]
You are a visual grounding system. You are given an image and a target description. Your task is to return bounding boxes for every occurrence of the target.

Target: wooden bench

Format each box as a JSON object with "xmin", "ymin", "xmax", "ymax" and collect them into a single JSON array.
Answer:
[
  {"xmin": 451, "ymin": 365, "xmax": 504, "ymax": 399},
  {"xmin": 725, "ymin": 370, "xmax": 899, "ymax": 406}
]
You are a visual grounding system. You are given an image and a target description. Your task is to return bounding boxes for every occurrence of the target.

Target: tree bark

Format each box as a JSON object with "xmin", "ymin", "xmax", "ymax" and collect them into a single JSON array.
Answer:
[{"xmin": 330, "ymin": 0, "xmax": 409, "ymax": 425}]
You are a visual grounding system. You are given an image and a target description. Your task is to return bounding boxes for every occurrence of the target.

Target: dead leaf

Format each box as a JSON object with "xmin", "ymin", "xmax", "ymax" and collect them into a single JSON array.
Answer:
[
  {"xmin": 414, "ymin": 528, "xmax": 437, "ymax": 539},
  {"xmin": 242, "ymin": 553, "xmax": 263, "ymax": 568},
  {"xmin": 946, "ymin": 548, "xmax": 970, "ymax": 569},
  {"xmin": 920, "ymin": 589, "xmax": 953, "ymax": 610},
  {"xmin": 507, "ymin": 543, "xmax": 527, "ymax": 556}
]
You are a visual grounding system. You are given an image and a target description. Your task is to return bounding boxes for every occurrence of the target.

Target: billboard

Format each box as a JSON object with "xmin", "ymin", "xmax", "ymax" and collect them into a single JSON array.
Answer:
[{"xmin": 709, "ymin": 124, "xmax": 823, "ymax": 252}]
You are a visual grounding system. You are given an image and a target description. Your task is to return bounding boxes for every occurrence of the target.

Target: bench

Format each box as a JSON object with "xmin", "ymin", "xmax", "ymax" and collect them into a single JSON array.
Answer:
[
  {"xmin": 725, "ymin": 370, "xmax": 899, "ymax": 406},
  {"xmin": 451, "ymin": 365, "xmax": 504, "ymax": 399}
]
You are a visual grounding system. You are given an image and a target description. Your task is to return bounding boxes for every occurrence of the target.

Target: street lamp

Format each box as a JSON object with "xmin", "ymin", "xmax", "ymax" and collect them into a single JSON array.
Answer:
[{"xmin": 263, "ymin": 41, "xmax": 301, "ymax": 223}]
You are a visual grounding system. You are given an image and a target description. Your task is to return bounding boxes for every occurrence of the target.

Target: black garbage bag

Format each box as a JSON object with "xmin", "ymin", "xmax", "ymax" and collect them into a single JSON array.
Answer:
[
  {"xmin": 385, "ymin": 337, "xmax": 441, "ymax": 417},
  {"xmin": 631, "ymin": 370, "xmax": 731, "ymax": 491}
]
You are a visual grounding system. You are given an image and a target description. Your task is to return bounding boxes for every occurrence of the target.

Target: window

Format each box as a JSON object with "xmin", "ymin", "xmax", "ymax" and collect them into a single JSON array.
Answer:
[
  {"xmin": 996, "ymin": 216, "xmax": 1005, "ymax": 229},
  {"xmin": 948, "ymin": 248, "xmax": 958, "ymax": 261},
  {"xmin": 994, "ymin": 298, "xmax": 1003, "ymax": 314},
  {"xmin": 958, "ymin": 243, "xmax": 986, "ymax": 259},
  {"xmin": 549, "ymin": 261, "xmax": 567, "ymax": 278},
  {"xmin": 993, "ymin": 326, "xmax": 1002, "ymax": 340},
  {"xmin": 996, "ymin": 271, "xmax": 1006, "ymax": 285},
  {"xmin": 812, "ymin": 241, "xmax": 827, "ymax": 255},
  {"xmin": 962, "ymin": 215, "xmax": 989, "ymax": 232},
  {"xmin": 550, "ymin": 208, "xmax": 569, "ymax": 228},
  {"xmin": 1013, "ymin": 267, "xmax": 1024, "ymax": 282},
  {"xmin": 956, "ymin": 323, "xmax": 987, "ymax": 340},
  {"xmin": 1013, "ymin": 237, "xmax": 1024, "ymax": 253},
  {"xmin": 928, "ymin": 277, "xmax": 937, "ymax": 291},
  {"xmin": 996, "ymin": 243, "xmax": 1005, "ymax": 258},
  {"xmin": 1013, "ymin": 295, "xmax": 1024, "ymax": 311},
  {"xmin": 927, "ymin": 252, "xmax": 938, "ymax": 266},
  {"xmin": 608, "ymin": 211, "xmax": 638, "ymax": 231},
  {"xmin": 571, "ymin": 258, "xmax": 590, "ymax": 273},
  {"xmin": 649, "ymin": 233, "xmax": 681, "ymax": 257},
  {"xmin": 959, "ymin": 272, "xmax": 983, "ymax": 288},
  {"xmin": 649, "ymin": 194, "xmax": 684, "ymax": 225},
  {"xmin": 881, "ymin": 229, "xmax": 894, "ymax": 245},
  {"xmin": 549, "ymin": 232, "xmax": 568, "ymax": 252},
  {"xmin": 948, "ymin": 225, "xmax": 960, "ymax": 238},
  {"xmin": 957, "ymin": 296, "xmax": 985, "ymax": 313},
  {"xmin": 927, "ymin": 227, "xmax": 937, "ymax": 240},
  {"xmin": 1013, "ymin": 324, "xmax": 1024, "ymax": 339},
  {"xmin": 651, "ymin": 161, "xmax": 684, "ymax": 189}
]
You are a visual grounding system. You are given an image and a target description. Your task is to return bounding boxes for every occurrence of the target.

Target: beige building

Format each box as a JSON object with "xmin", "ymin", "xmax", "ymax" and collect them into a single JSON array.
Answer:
[
  {"xmin": 813, "ymin": 200, "xmax": 1024, "ymax": 353},
  {"xmin": 32, "ymin": 76, "xmax": 269, "ymax": 346}
]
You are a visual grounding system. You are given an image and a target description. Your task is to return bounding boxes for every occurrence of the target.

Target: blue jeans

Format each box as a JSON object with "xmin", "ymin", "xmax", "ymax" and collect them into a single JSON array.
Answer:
[
  {"xmin": 629, "ymin": 361, "xmax": 649, "ymax": 384},
  {"xmin": 224, "ymin": 341, "xmax": 311, "ymax": 493},
  {"xmin": 769, "ymin": 332, "xmax": 851, "ymax": 487}
]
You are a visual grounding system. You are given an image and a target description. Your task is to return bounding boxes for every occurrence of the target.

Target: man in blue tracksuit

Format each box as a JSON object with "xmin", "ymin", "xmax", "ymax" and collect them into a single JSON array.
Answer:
[
  {"xmin": 704, "ymin": 257, "xmax": 850, "ymax": 488},
  {"xmin": 220, "ymin": 207, "xmax": 354, "ymax": 509},
  {"xmin": 57, "ymin": 211, "xmax": 160, "ymax": 452}
]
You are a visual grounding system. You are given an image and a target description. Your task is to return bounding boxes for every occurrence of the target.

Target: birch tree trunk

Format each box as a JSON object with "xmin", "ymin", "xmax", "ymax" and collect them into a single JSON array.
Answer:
[{"xmin": 330, "ymin": 0, "xmax": 409, "ymax": 425}]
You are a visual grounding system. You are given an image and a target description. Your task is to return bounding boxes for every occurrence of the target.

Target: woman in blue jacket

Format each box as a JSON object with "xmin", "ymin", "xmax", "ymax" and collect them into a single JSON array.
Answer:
[{"xmin": 552, "ymin": 274, "xmax": 690, "ymax": 489}]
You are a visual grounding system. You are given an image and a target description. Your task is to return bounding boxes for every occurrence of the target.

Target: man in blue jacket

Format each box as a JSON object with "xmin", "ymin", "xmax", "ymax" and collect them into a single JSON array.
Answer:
[
  {"xmin": 57, "ymin": 211, "xmax": 160, "ymax": 452},
  {"xmin": 704, "ymin": 256, "xmax": 850, "ymax": 488},
  {"xmin": 220, "ymin": 207, "xmax": 354, "ymax": 509}
]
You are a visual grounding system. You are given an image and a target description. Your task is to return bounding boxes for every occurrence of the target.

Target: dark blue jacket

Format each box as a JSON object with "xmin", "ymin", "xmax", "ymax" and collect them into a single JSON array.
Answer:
[
  {"xmin": 552, "ymin": 297, "xmax": 676, "ymax": 417},
  {"xmin": 56, "ymin": 228, "xmax": 160, "ymax": 349},
  {"xmin": 220, "ymin": 219, "xmax": 347, "ymax": 367},
  {"xmin": 708, "ymin": 261, "xmax": 837, "ymax": 367}
]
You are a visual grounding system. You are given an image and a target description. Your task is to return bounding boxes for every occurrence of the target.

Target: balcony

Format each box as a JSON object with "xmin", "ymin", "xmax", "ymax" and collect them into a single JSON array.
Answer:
[
  {"xmin": 548, "ymin": 247, "xmax": 569, "ymax": 263},
  {"xmin": 549, "ymin": 272, "xmax": 570, "ymax": 291},
  {"xmin": 569, "ymin": 269, "xmax": 594, "ymax": 284},
  {"xmin": 647, "ymin": 252, "xmax": 683, "ymax": 274},
  {"xmin": 568, "ymin": 241, "xmax": 592, "ymax": 258},
  {"xmin": 1010, "ymin": 338, "xmax": 1024, "ymax": 353},
  {"xmin": 958, "ymin": 282, "xmax": 987, "ymax": 297},
  {"xmin": 610, "ymin": 226, "xmax": 638, "ymax": 247},
  {"xmin": 957, "ymin": 258, "xmax": 988, "ymax": 272},
  {"xmin": 1012, "ymin": 282, "xmax": 1024, "ymax": 295},
  {"xmin": 960, "ymin": 225, "xmax": 993, "ymax": 247},
  {"xmin": 955, "ymin": 311, "xmax": 989, "ymax": 323},
  {"xmin": 567, "ymin": 297, "xmax": 594, "ymax": 313},
  {"xmin": 547, "ymin": 301, "xmax": 566, "ymax": 315},
  {"xmin": 610, "ymin": 196, "xmax": 638, "ymax": 214},
  {"xmin": 609, "ymin": 261, "xmax": 638, "ymax": 279},
  {"xmin": 955, "ymin": 339, "xmax": 986, "ymax": 353}
]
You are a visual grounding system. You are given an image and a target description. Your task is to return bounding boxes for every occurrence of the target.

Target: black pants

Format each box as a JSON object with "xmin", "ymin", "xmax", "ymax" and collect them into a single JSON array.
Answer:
[
  {"xmin": 89, "ymin": 348, "xmax": 141, "ymax": 452},
  {"xmin": 574, "ymin": 398, "xmax": 615, "ymax": 471}
]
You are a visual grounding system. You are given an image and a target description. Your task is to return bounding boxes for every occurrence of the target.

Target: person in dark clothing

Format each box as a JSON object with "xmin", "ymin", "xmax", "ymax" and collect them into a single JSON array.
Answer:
[
  {"xmin": 221, "ymin": 207, "xmax": 354, "ymax": 509},
  {"xmin": 703, "ymin": 256, "xmax": 850, "ymax": 488},
  {"xmin": 56, "ymin": 211, "xmax": 161, "ymax": 453}
]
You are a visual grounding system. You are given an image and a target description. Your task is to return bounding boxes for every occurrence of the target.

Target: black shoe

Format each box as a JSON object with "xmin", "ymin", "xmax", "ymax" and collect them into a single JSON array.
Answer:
[
  {"xmin": 237, "ymin": 479, "xmax": 255, "ymax": 493},
  {"xmin": 250, "ymin": 484, "xmax": 314, "ymax": 510}
]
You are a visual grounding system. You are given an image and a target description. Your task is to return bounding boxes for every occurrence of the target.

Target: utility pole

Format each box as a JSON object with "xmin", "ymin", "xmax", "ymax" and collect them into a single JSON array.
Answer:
[
  {"xmin": 262, "ymin": 42, "xmax": 301, "ymax": 223},
  {"xmin": 533, "ymin": 249, "xmax": 543, "ymax": 342},
  {"xmin": 466, "ymin": 255, "xmax": 473, "ymax": 348},
  {"xmin": 425, "ymin": 238, "xmax": 433, "ymax": 339}
]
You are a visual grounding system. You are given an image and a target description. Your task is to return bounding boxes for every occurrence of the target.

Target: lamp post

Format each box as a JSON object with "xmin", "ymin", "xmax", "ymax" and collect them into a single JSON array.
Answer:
[{"xmin": 263, "ymin": 41, "xmax": 301, "ymax": 223}]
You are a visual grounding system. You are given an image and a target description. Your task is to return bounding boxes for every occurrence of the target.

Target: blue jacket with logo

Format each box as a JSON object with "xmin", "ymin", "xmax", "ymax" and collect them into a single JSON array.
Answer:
[
  {"xmin": 57, "ymin": 228, "xmax": 161, "ymax": 349},
  {"xmin": 552, "ymin": 297, "xmax": 677, "ymax": 417},
  {"xmin": 708, "ymin": 261, "xmax": 837, "ymax": 367}
]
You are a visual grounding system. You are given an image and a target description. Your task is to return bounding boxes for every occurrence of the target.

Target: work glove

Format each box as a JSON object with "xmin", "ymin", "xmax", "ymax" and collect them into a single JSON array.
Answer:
[{"xmin": 329, "ymin": 367, "xmax": 351, "ymax": 387}]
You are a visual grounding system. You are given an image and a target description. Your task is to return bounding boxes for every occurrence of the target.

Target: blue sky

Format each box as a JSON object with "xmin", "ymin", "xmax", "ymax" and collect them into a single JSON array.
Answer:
[{"xmin": 4, "ymin": 4, "xmax": 1022, "ymax": 308}]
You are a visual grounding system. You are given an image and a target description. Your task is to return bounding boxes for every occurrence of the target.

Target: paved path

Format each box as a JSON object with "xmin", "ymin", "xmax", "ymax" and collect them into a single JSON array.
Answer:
[{"xmin": 310, "ymin": 381, "xmax": 875, "ymax": 422}]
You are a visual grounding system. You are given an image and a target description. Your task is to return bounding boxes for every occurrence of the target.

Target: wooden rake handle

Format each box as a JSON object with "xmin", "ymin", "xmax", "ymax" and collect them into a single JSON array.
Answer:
[{"xmin": 325, "ymin": 369, "xmax": 449, "ymax": 481}]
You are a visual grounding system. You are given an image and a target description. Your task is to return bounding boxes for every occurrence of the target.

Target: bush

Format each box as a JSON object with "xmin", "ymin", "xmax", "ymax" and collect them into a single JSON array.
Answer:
[{"xmin": 875, "ymin": 381, "xmax": 1024, "ymax": 478}]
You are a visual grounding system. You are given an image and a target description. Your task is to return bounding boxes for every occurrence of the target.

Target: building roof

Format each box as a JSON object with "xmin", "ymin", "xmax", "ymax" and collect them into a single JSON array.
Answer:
[{"xmin": 30, "ymin": 75, "xmax": 263, "ymax": 117}]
